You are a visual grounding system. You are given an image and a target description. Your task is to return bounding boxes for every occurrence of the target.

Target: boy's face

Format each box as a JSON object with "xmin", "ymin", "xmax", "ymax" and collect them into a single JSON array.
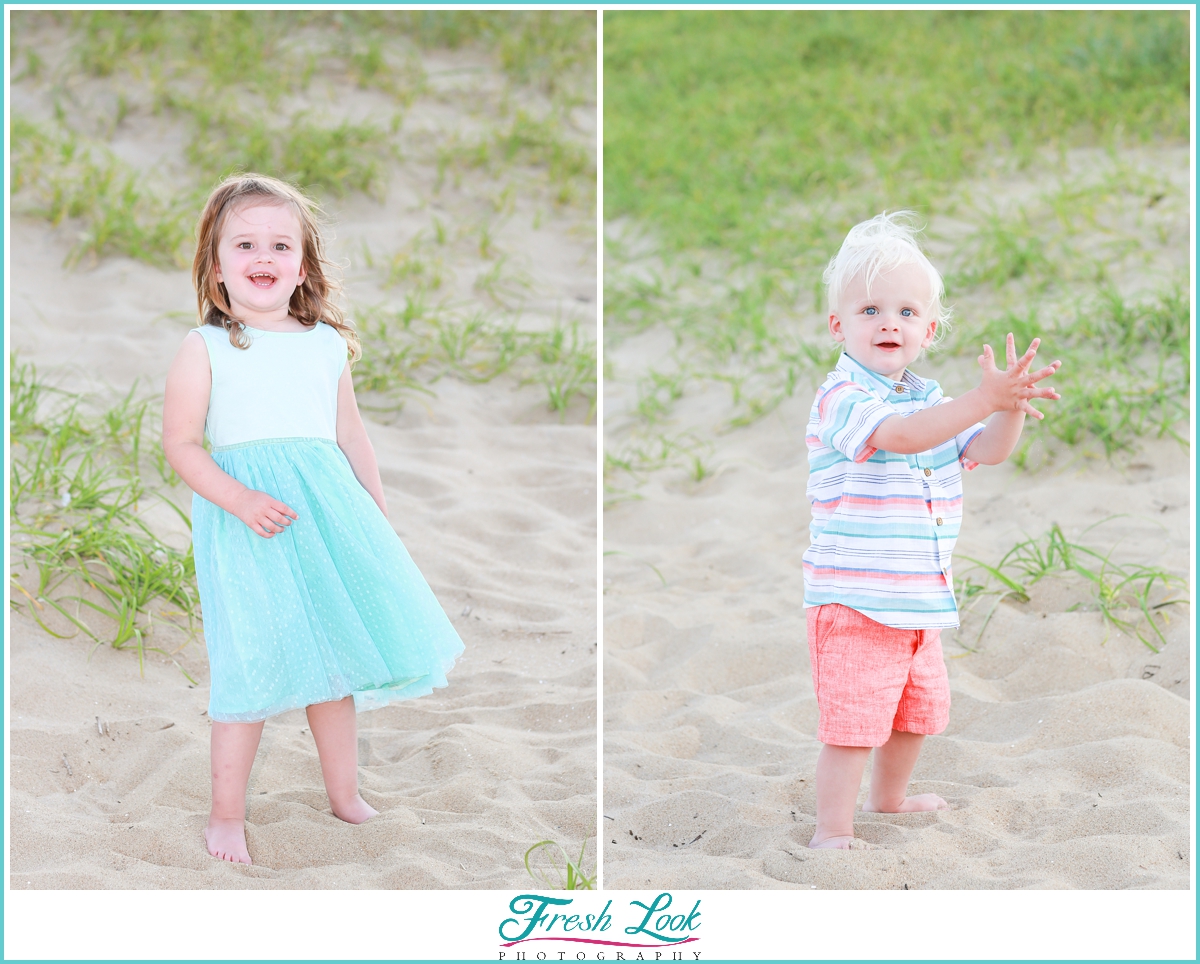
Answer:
[{"xmin": 829, "ymin": 262, "xmax": 938, "ymax": 381}]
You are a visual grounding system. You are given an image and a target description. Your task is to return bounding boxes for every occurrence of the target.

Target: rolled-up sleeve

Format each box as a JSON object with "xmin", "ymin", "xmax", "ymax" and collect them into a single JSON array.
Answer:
[
  {"xmin": 815, "ymin": 381, "xmax": 896, "ymax": 463},
  {"xmin": 956, "ymin": 422, "xmax": 986, "ymax": 470},
  {"xmin": 934, "ymin": 393, "xmax": 986, "ymax": 470}
]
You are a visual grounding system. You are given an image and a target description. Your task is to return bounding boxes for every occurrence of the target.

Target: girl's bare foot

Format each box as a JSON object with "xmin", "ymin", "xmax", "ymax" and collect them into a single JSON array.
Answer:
[
  {"xmin": 205, "ymin": 817, "xmax": 252, "ymax": 864},
  {"xmin": 331, "ymin": 794, "xmax": 378, "ymax": 825},
  {"xmin": 862, "ymin": 792, "xmax": 949, "ymax": 813}
]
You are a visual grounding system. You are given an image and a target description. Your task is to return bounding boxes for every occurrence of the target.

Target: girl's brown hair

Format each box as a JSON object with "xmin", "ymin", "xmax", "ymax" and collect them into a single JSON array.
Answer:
[{"xmin": 191, "ymin": 173, "xmax": 361, "ymax": 362}]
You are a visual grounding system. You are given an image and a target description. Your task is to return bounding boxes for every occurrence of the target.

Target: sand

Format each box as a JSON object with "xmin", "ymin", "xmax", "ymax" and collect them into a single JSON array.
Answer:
[
  {"xmin": 8, "ymin": 18, "xmax": 597, "ymax": 889},
  {"xmin": 602, "ymin": 150, "xmax": 1192, "ymax": 890}
]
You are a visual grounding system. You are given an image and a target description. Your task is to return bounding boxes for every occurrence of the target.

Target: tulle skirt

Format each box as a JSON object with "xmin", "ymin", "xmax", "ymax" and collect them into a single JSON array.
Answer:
[{"xmin": 191, "ymin": 437, "xmax": 464, "ymax": 723}]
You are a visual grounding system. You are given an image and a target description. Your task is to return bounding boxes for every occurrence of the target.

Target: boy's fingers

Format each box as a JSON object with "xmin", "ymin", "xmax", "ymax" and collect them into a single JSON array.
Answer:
[
  {"xmin": 1026, "ymin": 364, "xmax": 1060, "ymax": 382},
  {"xmin": 1006, "ymin": 333, "xmax": 1018, "ymax": 369}
]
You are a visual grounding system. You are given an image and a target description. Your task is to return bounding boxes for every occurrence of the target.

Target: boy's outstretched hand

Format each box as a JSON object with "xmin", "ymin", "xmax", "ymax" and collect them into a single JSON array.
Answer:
[{"xmin": 978, "ymin": 333, "xmax": 1062, "ymax": 419}]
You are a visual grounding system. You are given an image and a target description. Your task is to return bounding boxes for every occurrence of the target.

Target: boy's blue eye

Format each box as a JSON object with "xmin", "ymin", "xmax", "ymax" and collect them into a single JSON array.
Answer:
[
  {"xmin": 901, "ymin": 308, "xmax": 913, "ymax": 317},
  {"xmin": 864, "ymin": 307, "xmax": 877, "ymax": 315}
]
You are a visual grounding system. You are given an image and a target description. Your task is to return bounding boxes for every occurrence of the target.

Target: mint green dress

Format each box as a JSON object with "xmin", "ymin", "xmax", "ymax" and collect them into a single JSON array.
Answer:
[{"xmin": 190, "ymin": 322, "xmax": 463, "ymax": 723}]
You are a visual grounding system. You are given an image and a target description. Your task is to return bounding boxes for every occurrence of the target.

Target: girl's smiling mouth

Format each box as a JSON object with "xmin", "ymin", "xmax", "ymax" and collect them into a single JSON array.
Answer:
[{"xmin": 248, "ymin": 272, "xmax": 277, "ymax": 287}]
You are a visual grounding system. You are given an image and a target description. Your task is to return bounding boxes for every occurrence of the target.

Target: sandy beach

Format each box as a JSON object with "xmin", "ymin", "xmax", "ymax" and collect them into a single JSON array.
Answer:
[
  {"xmin": 602, "ymin": 150, "xmax": 1191, "ymax": 890},
  {"xmin": 9, "ymin": 15, "xmax": 597, "ymax": 889}
]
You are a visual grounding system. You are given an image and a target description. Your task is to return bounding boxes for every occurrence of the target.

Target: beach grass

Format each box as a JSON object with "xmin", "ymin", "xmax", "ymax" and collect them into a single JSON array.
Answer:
[
  {"xmin": 10, "ymin": 118, "xmax": 192, "ymax": 267},
  {"xmin": 603, "ymin": 10, "xmax": 1189, "ymax": 491},
  {"xmin": 352, "ymin": 302, "xmax": 596, "ymax": 420},
  {"xmin": 955, "ymin": 521, "xmax": 1189, "ymax": 651},
  {"xmin": 10, "ymin": 360, "xmax": 200, "ymax": 677},
  {"xmin": 605, "ymin": 10, "xmax": 1188, "ymax": 258},
  {"xmin": 524, "ymin": 835, "xmax": 596, "ymax": 890}
]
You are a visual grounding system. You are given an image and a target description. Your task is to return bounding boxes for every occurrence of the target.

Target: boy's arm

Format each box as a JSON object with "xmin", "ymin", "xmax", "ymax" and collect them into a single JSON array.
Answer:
[
  {"xmin": 335, "ymin": 362, "xmax": 389, "ymax": 518},
  {"xmin": 868, "ymin": 335, "xmax": 1061, "ymax": 457}
]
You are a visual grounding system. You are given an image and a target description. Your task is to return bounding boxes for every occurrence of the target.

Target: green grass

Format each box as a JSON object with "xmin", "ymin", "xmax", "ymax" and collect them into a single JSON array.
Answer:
[
  {"xmin": 179, "ymin": 99, "xmax": 396, "ymax": 200},
  {"xmin": 352, "ymin": 302, "xmax": 596, "ymax": 421},
  {"xmin": 10, "ymin": 119, "xmax": 192, "ymax": 267},
  {"xmin": 524, "ymin": 836, "xmax": 596, "ymax": 890},
  {"xmin": 603, "ymin": 11, "xmax": 1189, "ymax": 494},
  {"xmin": 436, "ymin": 109, "xmax": 595, "ymax": 208},
  {"xmin": 954, "ymin": 521, "xmax": 1189, "ymax": 651},
  {"xmin": 10, "ymin": 360, "xmax": 200, "ymax": 676},
  {"xmin": 605, "ymin": 10, "xmax": 1188, "ymax": 258}
]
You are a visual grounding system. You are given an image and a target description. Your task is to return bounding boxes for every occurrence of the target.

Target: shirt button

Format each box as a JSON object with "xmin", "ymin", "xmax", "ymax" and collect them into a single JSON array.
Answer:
[
  {"xmin": 924, "ymin": 468, "xmax": 932, "ymax": 477},
  {"xmin": 936, "ymin": 517, "xmax": 944, "ymax": 526},
  {"xmin": 894, "ymin": 384, "xmax": 905, "ymax": 393}
]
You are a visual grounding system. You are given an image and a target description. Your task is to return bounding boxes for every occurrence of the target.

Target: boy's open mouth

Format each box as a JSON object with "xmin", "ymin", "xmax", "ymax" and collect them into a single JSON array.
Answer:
[
  {"xmin": 248, "ymin": 272, "xmax": 277, "ymax": 288},
  {"xmin": 876, "ymin": 340, "xmax": 901, "ymax": 350}
]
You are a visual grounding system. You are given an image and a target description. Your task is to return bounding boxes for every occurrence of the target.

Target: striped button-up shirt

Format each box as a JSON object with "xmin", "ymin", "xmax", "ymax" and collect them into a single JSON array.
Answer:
[{"xmin": 802, "ymin": 353, "xmax": 985, "ymax": 629}]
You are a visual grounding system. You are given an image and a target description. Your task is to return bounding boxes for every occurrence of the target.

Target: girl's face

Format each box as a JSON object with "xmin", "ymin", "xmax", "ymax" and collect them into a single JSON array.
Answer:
[
  {"xmin": 829, "ymin": 262, "xmax": 938, "ymax": 381},
  {"xmin": 214, "ymin": 202, "xmax": 307, "ymax": 327}
]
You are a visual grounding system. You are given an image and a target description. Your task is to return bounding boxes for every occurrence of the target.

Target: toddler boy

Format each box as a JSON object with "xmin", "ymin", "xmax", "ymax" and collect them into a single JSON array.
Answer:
[{"xmin": 803, "ymin": 212, "xmax": 1062, "ymax": 849}]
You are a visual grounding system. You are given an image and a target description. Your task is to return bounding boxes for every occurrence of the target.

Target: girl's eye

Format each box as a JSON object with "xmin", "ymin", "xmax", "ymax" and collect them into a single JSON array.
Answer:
[
  {"xmin": 864, "ymin": 307, "xmax": 877, "ymax": 315},
  {"xmin": 238, "ymin": 242, "xmax": 252, "ymax": 250},
  {"xmin": 274, "ymin": 243, "xmax": 289, "ymax": 251}
]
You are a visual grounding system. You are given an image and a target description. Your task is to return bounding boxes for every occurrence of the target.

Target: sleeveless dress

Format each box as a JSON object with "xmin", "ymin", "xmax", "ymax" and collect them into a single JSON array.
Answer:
[{"xmin": 190, "ymin": 321, "xmax": 464, "ymax": 723}]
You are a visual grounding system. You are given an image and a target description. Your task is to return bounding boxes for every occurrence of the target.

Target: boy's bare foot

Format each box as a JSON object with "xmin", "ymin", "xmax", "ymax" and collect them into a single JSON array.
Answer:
[
  {"xmin": 808, "ymin": 832, "xmax": 855, "ymax": 849},
  {"xmin": 331, "ymin": 795, "xmax": 378, "ymax": 824},
  {"xmin": 205, "ymin": 818, "xmax": 251, "ymax": 864},
  {"xmin": 862, "ymin": 792, "xmax": 949, "ymax": 813}
]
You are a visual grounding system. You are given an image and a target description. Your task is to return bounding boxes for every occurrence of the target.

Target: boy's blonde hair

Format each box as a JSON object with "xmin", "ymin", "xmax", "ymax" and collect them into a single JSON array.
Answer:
[
  {"xmin": 823, "ymin": 211, "xmax": 951, "ymax": 345},
  {"xmin": 192, "ymin": 173, "xmax": 361, "ymax": 362}
]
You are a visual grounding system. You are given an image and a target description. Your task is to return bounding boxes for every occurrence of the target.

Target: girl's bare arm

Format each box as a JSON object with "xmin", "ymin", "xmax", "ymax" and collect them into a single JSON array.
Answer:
[
  {"xmin": 334, "ymin": 363, "xmax": 389, "ymax": 517},
  {"xmin": 162, "ymin": 332, "xmax": 296, "ymax": 537}
]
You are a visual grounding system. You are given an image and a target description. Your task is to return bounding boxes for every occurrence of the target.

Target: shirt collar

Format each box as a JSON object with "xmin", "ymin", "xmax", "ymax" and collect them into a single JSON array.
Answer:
[{"xmin": 835, "ymin": 351, "xmax": 926, "ymax": 396}]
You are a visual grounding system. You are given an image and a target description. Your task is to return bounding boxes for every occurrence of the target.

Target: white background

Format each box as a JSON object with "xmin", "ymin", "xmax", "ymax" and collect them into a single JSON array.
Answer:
[{"xmin": 4, "ymin": 889, "xmax": 1197, "ymax": 959}]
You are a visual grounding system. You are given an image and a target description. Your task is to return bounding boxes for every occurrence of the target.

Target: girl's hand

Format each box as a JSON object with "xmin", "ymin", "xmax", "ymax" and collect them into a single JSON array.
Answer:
[
  {"xmin": 232, "ymin": 488, "xmax": 298, "ymax": 538},
  {"xmin": 978, "ymin": 333, "xmax": 1062, "ymax": 419}
]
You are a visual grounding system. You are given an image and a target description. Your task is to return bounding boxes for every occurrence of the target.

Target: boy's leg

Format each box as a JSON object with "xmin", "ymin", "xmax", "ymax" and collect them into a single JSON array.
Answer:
[
  {"xmin": 862, "ymin": 729, "xmax": 948, "ymax": 813},
  {"xmin": 207, "ymin": 719, "xmax": 265, "ymax": 864},
  {"xmin": 306, "ymin": 696, "xmax": 378, "ymax": 824},
  {"xmin": 810, "ymin": 743, "xmax": 872, "ymax": 848}
]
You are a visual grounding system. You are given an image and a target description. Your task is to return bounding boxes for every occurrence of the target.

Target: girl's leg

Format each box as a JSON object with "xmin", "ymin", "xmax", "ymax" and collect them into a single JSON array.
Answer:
[
  {"xmin": 862, "ymin": 729, "xmax": 948, "ymax": 813},
  {"xmin": 207, "ymin": 720, "xmax": 265, "ymax": 864},
  {"xmin": 305, "ymin": 696, "xmax": 378, "ymax": 824},
  {"xmin": 810, "ymin": 743, "xmax": 871, "ymax": 849}
]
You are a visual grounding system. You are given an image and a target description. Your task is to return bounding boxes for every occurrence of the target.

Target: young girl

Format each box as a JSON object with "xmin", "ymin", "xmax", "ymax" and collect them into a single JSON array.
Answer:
[
  {"xmin": 163, "ymin": 173, "xmax": 464, "ymax": 865},
  {"xmin": 803, "ymin": 212, "xmax": 1061, "ymax": 849}
]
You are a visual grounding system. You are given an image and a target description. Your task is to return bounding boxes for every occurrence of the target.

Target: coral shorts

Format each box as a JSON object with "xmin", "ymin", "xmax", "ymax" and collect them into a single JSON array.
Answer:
[{"xmin": 806, "ymin": 603, "xmax": 950, "ymax": 748}]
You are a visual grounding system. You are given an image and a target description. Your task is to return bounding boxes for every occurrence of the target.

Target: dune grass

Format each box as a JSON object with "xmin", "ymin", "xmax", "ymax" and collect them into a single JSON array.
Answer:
[
  {"xmin": 10, "ymin": 360, "xmax": 200, "ymax": 676},
  {"xmin": 352, "ymin": 301, "xmax": 596, "ymax": 421},
  {"xmin": 10, "ymin": 118, "xmax": 192, "ymax": 267},
  {"xmin": 954, "ymin": 521, "xmax": 1189, "ymax": 652},
  {"xmin": 603, "ymin": 10, "xmax": 1190, "ymax": 492},
  {"xmin": 605, "ymin": 10, "xmax": 1188, "ymax": 259},
  {"xmin": 524, "ymin": 835, "xmax": 596, "ymax": 890}
]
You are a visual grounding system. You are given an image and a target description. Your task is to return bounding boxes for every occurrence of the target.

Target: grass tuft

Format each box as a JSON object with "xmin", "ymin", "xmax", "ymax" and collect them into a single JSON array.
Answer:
[
  {"xmin": 352, "ymin": 304, "xmax": 596, "ymax": 421},
  {"xmin": 524, "ymin": 836, "xmax": 596, "ymax": 890},
  {"xmin": 955, "ymin": 521, "xmax": 1188, "ymax": 651},
  {"xmin": 10, "ymin": 119, "xmax": 193, "ymax": 267},
  {"xmin": 10, "ymin": 359, "xmax": 200, "ymax": 677}
]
